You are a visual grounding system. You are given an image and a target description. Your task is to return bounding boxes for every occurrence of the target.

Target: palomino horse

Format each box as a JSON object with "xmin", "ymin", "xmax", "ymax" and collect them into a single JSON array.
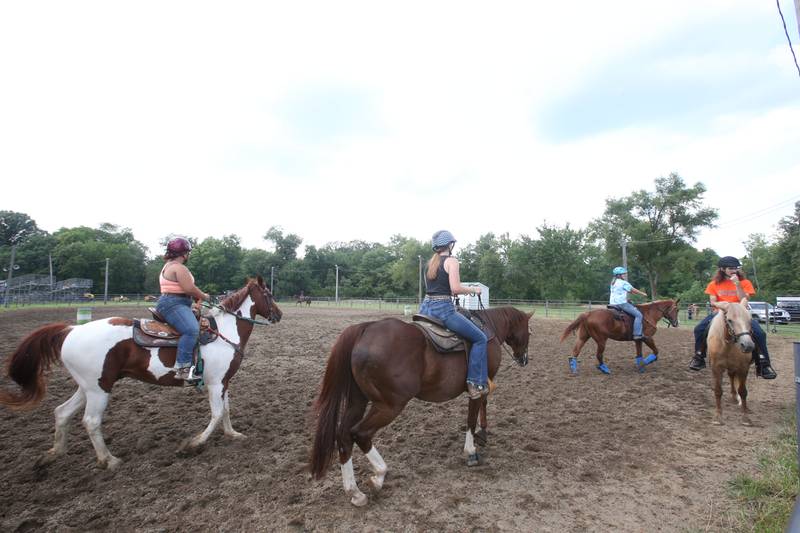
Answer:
[
  {"xmin": 706, "ymin": 300, "xmax": 755, "ymax": 426},
  {"xmin": 0, "ymin": 276, "xmax": 282, "ymax": 469},
  {"xmin": 310, "ymin": 307, "xmax": 533, "ymax": 506},
  {"xmin": 560, "ymin": 299, "xmax": 680, "ymax": 374}
]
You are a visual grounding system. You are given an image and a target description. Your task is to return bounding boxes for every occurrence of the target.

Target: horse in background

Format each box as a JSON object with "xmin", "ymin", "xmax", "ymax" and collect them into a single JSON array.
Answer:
[
  {"xmin": 310, "ymin": 307, "xmax": 533, "ymax": 507},
  {"xmin": 295, "ymin": 295, "xmax": 312, "ymax": 306},
  {"xmin": 560, "ymin": 299, "xmax": 680, "ymax": 374},
  {"xmin": 0, "ymin": 277, "xmax": 282, "ymax": 469},
  {"xmin": 706, "ymin": 300, "xmax": 755, "ymax": 426}
]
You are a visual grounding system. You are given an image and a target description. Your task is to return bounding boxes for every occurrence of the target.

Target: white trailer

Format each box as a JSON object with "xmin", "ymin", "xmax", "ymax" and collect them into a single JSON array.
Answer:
[{"xmin": 457, "ymin": 282, "xmax": 489, "ymax": 310}]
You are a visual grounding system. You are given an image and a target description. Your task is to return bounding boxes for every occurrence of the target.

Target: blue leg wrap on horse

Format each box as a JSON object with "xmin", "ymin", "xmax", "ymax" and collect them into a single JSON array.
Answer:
[
  {"xmin": 569, "ymin": 357, "xmax": 578, "ymax": 374},
  {"xmin": 596, "ymin": 363, "xmax": 611, "ymax": 374},
  {"xmin": 643, "ymin": 353, "xmax": 658, "ymax": 365},
  {"xmin": 635, "ymin": 355, "xmax": 645, "ymax": 373}
]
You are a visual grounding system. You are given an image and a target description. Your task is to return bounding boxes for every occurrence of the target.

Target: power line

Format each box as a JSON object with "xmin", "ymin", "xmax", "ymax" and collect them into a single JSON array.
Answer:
[
  {"xmin": 776, "ymin": 0, "xmax": 800, "ymax": 78},
  {"xmin": 715, "ymin": 194, "xmax": 800, "ymax": 228}
]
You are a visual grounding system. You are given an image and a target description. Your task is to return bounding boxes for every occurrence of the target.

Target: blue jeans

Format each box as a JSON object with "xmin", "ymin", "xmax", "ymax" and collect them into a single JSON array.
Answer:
[
  {"xmin": 617, "ymin": 302, "xmax": 643, "ymax": 337},
  {"xmin": 693, "ymin": 312, "xmax": 769, "ymax": 357},
  {"xmin": 156, "ymin": 294, "xmax": 199, "ymax": 368},
  {"xmin": 419, "ymin": 298, "xmax": 488, "ymax": 387}
]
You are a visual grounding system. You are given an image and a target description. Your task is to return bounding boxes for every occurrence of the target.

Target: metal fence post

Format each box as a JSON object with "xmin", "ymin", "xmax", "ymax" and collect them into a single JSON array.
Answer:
[{"xmin": 790, "ymin": 341, "xmax": 800, "ymax": 532}]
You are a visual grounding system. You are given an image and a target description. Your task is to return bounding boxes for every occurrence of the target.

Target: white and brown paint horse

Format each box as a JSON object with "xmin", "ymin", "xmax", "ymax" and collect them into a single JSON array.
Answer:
[
  {"xmin": 0, "ymin": 276, "xmax": 282, "ymax": 469},
  {"xmin": 707, "ymin": 300, "xmax": 755, "ymax": 426}
]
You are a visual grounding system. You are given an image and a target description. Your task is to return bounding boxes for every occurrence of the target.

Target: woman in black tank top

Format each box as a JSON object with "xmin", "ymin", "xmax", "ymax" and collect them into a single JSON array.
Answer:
[{"xmin": 418, "ymin": 230, "xmax": 489, "ymax": 400}]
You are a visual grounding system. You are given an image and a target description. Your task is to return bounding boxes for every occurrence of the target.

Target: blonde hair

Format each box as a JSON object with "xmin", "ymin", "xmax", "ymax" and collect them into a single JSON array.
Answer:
[{"xmin": 426, "ymin": 253, "xmax": 443, "ymax": 280}]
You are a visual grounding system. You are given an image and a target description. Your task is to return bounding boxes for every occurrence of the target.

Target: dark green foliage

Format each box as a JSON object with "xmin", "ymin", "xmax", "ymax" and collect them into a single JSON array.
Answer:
[{"xmin": 1, "ymin": 199, "xmax": 797, "ymax": 302}]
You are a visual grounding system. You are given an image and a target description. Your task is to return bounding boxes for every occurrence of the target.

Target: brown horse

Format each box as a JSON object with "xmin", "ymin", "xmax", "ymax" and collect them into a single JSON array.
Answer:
[
  {"xmin": 310, "ymin": 306, "xmax": 534, "ymax": 506},
  {"xmin": 707, "ymin": 300, "xmax": 755, "ymax": 426},
  {"xmin": 0, "ymin": 277, "xmax": 282, "ymax": 469},
  {"xmin": 560, "ymin": 299, "xmax": 679, "ymax": 374},
  {"xmin": 295, "ymin": 295, "xmax": 311, "ymax": 306}
]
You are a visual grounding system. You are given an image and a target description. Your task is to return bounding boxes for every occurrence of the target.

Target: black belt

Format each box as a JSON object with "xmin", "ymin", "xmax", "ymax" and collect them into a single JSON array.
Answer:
[{"xmin": 162, "ymin": 293, "xmax": 190, "ymax": 298}]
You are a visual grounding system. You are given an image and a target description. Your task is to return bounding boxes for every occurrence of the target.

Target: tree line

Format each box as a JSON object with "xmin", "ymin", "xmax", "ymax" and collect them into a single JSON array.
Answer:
[{"xmin": 3, "ymin": 174, "xmax": 799, "ymax": 302}]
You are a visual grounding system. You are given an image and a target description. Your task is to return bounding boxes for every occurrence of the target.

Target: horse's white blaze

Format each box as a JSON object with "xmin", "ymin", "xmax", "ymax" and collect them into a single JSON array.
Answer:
[{"xmin": 464, "ymin": 429, "xmax": 476, "ymax": 455}]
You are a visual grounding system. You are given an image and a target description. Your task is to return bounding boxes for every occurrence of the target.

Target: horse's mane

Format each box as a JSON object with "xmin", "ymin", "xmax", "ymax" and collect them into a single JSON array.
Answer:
[
  {"xmin": 475, "ymin": 306, "xmax": 526, "ymax": 326},
  {"xmin": 220, "ymin": 282, "xmax": 254, "ymax": 312}
]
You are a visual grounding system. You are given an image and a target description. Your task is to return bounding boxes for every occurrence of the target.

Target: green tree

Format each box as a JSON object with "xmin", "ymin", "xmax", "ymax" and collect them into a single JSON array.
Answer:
[
  {"xmin": 761, "ymin": 202, "xmax": 800, "ymax": 296},
  {"xmin": 187, "ymin": 235, "xmax": 244, "ymax": 294},
  {"xmin": 0, "ymin": 211, "xmax": 40, "ymax": 246},
  {"xmin": 52, "ymin": 224, "xmax": 148, "ymax": 294},
  {"xmin": 591, "ymin": 173, "xmax": 718, "ymax": 298}
]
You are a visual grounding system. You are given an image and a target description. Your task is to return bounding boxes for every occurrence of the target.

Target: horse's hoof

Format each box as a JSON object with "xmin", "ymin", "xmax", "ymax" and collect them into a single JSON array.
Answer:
[
  {"xmin": 474, "ymin": 428, "xmax": 488, "ymax": 447},
  {"xmin": 596, "ymin": 363, "xmax": 611, "ymax": 374},
  {"xmin": 368, "ymin": 474, "xmax": 385, "ymax": 491},
  {"xmin": 35, "ymin": 451, "xmax": 59, "ymax": 468},
  {"xmin": 350, "ymin": 491, "xmax": 368, "ymax": 507},
  {"xmin": 226, "ymin": 431, "xmax": 246, "ymax": 440},
  {"xmin": 642, "ymin": 354, "xmax": 658, "ymax": 366},
  {"xmin": 712, "ymin": 419, "xmax": 723, "ymax": 426},
  {"xmin": 466, "ymin": 453, "xmax": 480, "ymax": 467},
  {"xmin": 101, "ymin": 456, "xmax": 122, "ymax": 470},
  {"xmin": 741, "ymin": 418, "xmax": 753, "ymax": 427}
]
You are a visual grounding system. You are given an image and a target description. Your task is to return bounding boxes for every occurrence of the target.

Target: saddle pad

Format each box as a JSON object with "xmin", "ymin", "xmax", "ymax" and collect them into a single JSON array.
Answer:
[
  {"xmin": 605, "ymin": 307, "xmax": 634, "ymax": 340},
  {"xmin": 132, "ymin": 318, "xmax": 218, "ymax": 348},
  {"xmin": 411, "ymin": 321, "xmax": 466, "ymax": 353}
]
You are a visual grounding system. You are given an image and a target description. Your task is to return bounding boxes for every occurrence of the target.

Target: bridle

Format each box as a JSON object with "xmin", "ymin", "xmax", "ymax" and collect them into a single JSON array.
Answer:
[
  {"xmin": 476, "ymin": 298, "xmax": 528, "ymax": 367},
  {"xmin": 195, "ymin": 287, "xmax": 279, "ymax": 357},
  {"xmin": 722, "ymin": 312, "xmax": 752, "ymax": 343},
  {"xmin": 201, "ymin": 288, "xmax": 278, "ymax": 326}
]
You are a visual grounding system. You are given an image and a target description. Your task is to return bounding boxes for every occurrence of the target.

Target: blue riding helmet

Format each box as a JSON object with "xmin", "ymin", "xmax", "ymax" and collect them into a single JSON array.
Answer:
[
  {"xmin": 431, "ymin": 230, "xmax": 456, "ymax": 251},
  {"xmin": 612, "ymin": 266, "xmax": 627, "ymax": 275}
]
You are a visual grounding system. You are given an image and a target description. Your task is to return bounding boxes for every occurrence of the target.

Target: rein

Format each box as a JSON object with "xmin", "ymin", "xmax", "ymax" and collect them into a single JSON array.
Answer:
[
  {"xmin": 201, "ymin": 301, "xmax": 273, "ymax": 326},
  {"xmin": 475, "ymin": 299, "xmax": 524, "ymax": 365}
]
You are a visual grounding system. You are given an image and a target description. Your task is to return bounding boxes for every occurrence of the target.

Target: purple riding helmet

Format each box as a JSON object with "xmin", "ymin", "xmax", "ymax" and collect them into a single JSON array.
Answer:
[{"xmin": 166, "ymin": 236, "xmax": 192, "ymax": 258}]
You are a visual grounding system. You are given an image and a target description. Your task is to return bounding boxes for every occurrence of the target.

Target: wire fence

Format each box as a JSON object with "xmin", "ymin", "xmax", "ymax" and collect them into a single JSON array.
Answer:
[{"xmin": 4, "ymin": 294, "xmax": 798, "ymax": 338}]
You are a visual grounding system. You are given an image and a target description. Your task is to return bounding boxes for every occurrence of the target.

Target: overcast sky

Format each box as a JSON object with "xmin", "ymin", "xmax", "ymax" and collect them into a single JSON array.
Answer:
[{"xmin": 2, "ymin": 1, "xmax": 799, "ymax": 262}]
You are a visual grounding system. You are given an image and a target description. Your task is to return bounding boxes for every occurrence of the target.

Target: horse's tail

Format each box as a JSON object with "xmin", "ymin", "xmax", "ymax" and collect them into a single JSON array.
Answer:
[
  {"xmin": 560, "ymin": 314, "xmax": 586, "ymax": 342},
  {"xmin": 310, "ymin": 322, "xmax": 370, "ymax": 480},
  {"xmin": 0, "ymin": 323, "xmax": 71, "ymax": 410}
]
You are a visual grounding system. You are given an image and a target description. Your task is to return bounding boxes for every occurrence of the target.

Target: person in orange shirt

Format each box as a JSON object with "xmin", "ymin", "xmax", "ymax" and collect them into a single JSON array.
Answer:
[{"xmin": 687, "ymin": 256, "xmax": 776, "ymax": 379}]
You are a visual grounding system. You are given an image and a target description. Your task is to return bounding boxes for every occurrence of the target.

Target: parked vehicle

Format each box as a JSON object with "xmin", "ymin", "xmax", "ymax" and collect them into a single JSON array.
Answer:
[
  {"xmin": 776, "ymin": 296, "xmax": 800, "ymax": 323},
  {"xmin": 747, "ymin": 301, "xmax": 791, "ymax": 324}
]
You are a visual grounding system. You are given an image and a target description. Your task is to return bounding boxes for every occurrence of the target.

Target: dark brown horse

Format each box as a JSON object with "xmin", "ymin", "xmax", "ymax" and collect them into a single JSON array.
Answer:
[
  {"xmin": 295, "ymin": 295, "xmax": 312, "ymax": 306},
  {"xmin": 560, "ymin": 299, "xmax": 679, "ymax": 374},
  {"xmin": 0, "ymin": 277, "xmax": 282, "ymax": 469},
  {"xmin": 310, "ymin": 306, "xmax": 534, "ymax": 506}
]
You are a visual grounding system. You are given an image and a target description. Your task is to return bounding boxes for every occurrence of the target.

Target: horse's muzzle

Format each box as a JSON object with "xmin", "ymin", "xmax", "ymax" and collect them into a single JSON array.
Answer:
[{"xmin": 514, "ymin": 352, "xmax": 528, "ymax": 367}]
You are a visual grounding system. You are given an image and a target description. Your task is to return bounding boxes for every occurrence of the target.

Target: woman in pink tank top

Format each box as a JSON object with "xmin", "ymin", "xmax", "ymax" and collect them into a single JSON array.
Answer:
[{"xmin": 155, "ymin": 237, "xmax": 211, "ymax": 381}]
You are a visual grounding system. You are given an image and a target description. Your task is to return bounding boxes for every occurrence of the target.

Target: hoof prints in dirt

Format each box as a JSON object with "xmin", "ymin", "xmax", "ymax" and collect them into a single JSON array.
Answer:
[{"xmin": 0, "ymin": 306, "xmax": 794, "ymax": 531}]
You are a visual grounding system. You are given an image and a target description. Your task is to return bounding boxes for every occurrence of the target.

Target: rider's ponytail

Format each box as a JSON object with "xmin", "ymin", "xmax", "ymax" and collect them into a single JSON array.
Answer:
[{"xmin": 426, "ymin": 253, "xmax": 441, "ymax": 280}]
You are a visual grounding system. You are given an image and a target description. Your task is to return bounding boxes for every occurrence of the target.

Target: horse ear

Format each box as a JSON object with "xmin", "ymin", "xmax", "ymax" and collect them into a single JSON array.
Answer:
[
  {"xmin": 674, "ymin": 297, "xmax": 681, "ymax": 305},
  {"xmin": 527, "ymin": 311, "xmax": 535, "ymax": 320}
]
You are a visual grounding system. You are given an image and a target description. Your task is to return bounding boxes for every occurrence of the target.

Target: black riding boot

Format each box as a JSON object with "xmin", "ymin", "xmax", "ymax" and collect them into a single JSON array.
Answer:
[
  {"xmin": 754, "ymin": 351, "xmax": 777, "ymax": 380},
  {"xmin": 688, "ymin": 351, "xmax": 706, "ymax": 371}
]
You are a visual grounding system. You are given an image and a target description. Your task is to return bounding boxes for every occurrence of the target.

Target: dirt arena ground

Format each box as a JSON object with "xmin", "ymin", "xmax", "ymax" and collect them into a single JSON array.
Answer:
[{"xmin": 0, "ymin": 305, "xmax": 796, "ymax": 532}]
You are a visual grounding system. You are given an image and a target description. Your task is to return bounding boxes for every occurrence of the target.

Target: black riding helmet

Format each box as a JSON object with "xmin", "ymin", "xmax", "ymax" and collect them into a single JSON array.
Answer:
[{"xmin": 717, "ymin": 256, "xmax": 741, "ymax": 268}]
